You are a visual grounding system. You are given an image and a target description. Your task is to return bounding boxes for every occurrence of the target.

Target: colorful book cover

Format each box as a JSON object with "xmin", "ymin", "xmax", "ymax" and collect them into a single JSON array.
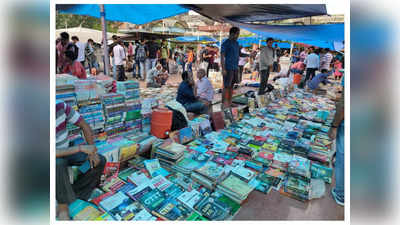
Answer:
[
  {"xmin": 127, "ymin": 170, "xmax": 151, "ymax": 186},
  {"xmin": 193, "ymin": 196, "xmax": 230, "ymax": 220},
  {"xmin": 179, "ymin": 127, "xmax": 194, "ymax": 144},
  {"xmin": 177, "ymin": 190, "xmax": 202, "ymax": 210},
  {"xmin": 100, "ymin": 162, "xmax": 120, "ymax": 186},
  {"xmin": 139, "ymin": 189, "xmax": 166, "ymax": 211},
  {"xmin": 95, "ymin": 212, "xmax": 115, "ymax": 221},
  {"xmin": 143, "ymin": 159, "xmax": 161, "ymax": 177},
  {"xmin": 231, "ymin": 166, "xmax": 256, "ymax": 182},
  {"xmin": 88, "ymin": 188, "xmax": 104, "ymax": 202},
  {"xmin": 163, "ymin": 184, "xmax": 184, "ymax": 199},
  {"xmin": 119, "ymin": 143, "xmax": 138, "ymax": 161},
  {"xmin": 126, "ymin": 183, "xmax": 154, "ymax": 201},
  {"xmin": 91, "ymin": 191, "xmax": 114, "ymax": 207},
  {"xmin": 150, "ymin": 175, "xmax": 173, "ymax": 192},
  {"xmin": 153, "ymin": 198, "xmax": 193, "ymax": 220},
  {"xmin": 186, "ymin": 211, "xmax": 208, "ymax": 221},
  {"xmin": 101, "ymin": 177, "xmax": 126, "ymax": 193},
  {"xmin": 99, "ymin": 191, "xmax": 136, "ymax": 221},
  {"xmin": 311, "ymin": 163, "xmax": 333, "ymax": 183},
  {"xmin": 219, "ymin": 175, "xmax": 253, "ymax": 198},
  {"xmin": 217, "ymin": 195, "xmax": 241, "ymax": 215},
  {"xmin": 195, "ymin": 161, "xmax": 225, "ymax": 182},
  {"xmin": 118, "ymin": 167, "xmax": 137, "ymax": 182},
  {"xmin": 119, "ymin": 183, "xmax": 137, "ymax": 194}
]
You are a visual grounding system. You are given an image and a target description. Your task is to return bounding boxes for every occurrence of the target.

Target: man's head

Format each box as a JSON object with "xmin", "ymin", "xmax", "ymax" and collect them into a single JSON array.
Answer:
[
  {"xmin": 60, "ymin": 32, "xmax": 69, "ymax": 45},
  {"xmin": 112, "ymin": 35, "xmax": 119, "ymax": 43},
  {"xmin": 64, "ymin": 50, "xmax": 75, "ymax": 62},
  {"xmin": 140, "ymin": 39, "xmax": 145, "ymax": 44},
  {"xmin": 197, "ymin": 68, "xmax": 206, "ymax": 80},
  {"xmin": 156, "ymin": 64, "xmax": 162, "ymax": 71},
  {"xmin": 87, "ymin": 39, "xmax": 94, "ymax": 44},
  {"xmin": 71, "ymin": 36, "xmax": 79, "ymax": 43},
  {"xmin": 324, "ymin": 48, "xmax": 330, "ymax": 53},
  {"xmin": 162, "ymin": 39, "xmax": 166, "ymax": 45},
  {"xmin": 266, "ymin": 38, "xmax": 274, "ymax": 47},
  {"xmin": 229, "ymin": 27, "xmax": 240, "ymax": 40}
]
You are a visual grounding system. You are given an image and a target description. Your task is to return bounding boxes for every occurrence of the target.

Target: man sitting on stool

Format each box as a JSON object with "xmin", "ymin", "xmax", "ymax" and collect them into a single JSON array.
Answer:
[
  {"xmin": 176, "ymin": 71, "xmax": 208, "ymax": 114},
  {"xmin": 195, "ymin": 68, "xmax": 214, "ymax": 115},
  {"xmin": 146, "ymin": 64, "xmax": 164, "ymax": 88}
]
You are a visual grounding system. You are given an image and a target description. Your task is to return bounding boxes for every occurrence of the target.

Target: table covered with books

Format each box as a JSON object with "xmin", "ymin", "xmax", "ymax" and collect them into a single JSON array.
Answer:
[{"xmin": 57, "ymin": 74, "xmax": 337, "ymax": 221}]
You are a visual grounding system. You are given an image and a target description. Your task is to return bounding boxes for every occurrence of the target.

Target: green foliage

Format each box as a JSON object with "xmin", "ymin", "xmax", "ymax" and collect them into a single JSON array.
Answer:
[{"xmin": 56, "ymin": 13, "xmax": 119, "ymax": 33}]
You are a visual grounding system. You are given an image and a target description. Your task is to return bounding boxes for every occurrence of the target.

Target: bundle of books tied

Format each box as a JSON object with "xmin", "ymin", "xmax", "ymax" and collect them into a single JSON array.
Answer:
[
  {"xmin": 191, "ymin": 161, "xmax": 225, "ymax": 190},
  {"xmin": 153, "ymin": 140, "xmax": 185, "ymax": 168}
]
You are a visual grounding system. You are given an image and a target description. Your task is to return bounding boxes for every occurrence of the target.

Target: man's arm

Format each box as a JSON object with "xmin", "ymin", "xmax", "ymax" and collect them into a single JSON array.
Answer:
[{"xmin": 76, "ymin": 117, "xmax": 95, "ymax": 145}]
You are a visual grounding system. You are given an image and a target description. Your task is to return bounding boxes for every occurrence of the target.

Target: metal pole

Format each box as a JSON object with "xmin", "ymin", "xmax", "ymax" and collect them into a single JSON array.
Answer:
[
  {"xmin": 100, "ymin": 4, "xmax": 110, "ymax": 76},
  {"xmin": 289, "ymin": 41, "xmax": 294, "ymax": 58}
]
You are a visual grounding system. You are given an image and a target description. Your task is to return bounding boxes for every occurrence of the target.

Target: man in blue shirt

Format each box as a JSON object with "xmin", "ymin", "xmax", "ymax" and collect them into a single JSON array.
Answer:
[
  {"xmin": 307, "ymin": 69, "xmax": 332, "ymax": 94},
  {"xmin": 176, "ymin": 71, "xmax": 207, "ymax": 114},
  {"xmin": 221, "ymin": 27, "xmax": 241, "ymax": 121},
  {"xmin": 304, "ymin": 47, "xmax": 320, "ymax": 81},
  {"xmin": 291, "ymin": 48, "xmax": 300, "ymax": 63}
]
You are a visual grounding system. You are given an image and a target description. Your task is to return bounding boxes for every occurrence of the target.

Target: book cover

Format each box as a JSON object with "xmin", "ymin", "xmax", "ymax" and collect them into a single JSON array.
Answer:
[
  {"xmin": 119, "ymin": 183, "xmax": 137, "ymax": 194},
  {"xmin": 100, "ymin": 162, "xmax": 120, "ymax": 186},
  {"xmin": 118, "ymin": 167, "xmax": 137, "ymax": 182},
  {"xmin": 195, "ymin": 161, "xmax": 225, "ymax": 182},
  {"xmin": 91, "ymin": 191, "xmax": 114, "ymax": 207},
  {"xmin": 163, "ymin": 184, "xmax": 184, "ymax": 199},
  {"xmin": 101, "ymin": 177, "xmax": 126, "ymax": 193},
  {"xmin": 153, "ymin": 198, "xmax": 193, "ymax": 220},
  {"xmin": 150, "ymin": 175, "xmax": 173, "ymax": 192},
  {"xmin": 99, "ymin": 191, "xmax": 136, "ymax": 221},
  {"xmin": 88, "ymin": 188, "xmax": 104, "ymax": 202},
  {"xmin": 231, "ymin": 166, "xmax": 256, "ymax": 182},
  {"xmin": 127, "ymin": 170, "xmax": 151, "ymax": 186},
  {"xmin": 186, "ymin": 211, "xmax": 208, "ymax": 221},
  {"xmin": 311, "ymin": 163, "xmax": 332, "ymax": 183},
  {"xmin": 177, "ymin": 190, "xmax": 203, "ymax": 210},
  {"xmin": 179, "ymin": 127, "xmax": 194, "ymax": 144},
  {"xmin": 73, "ymin": 205, "xmax": 103, "ymax": 220},
  {"xmin": 143, "ymin": 159, "xmax": 161, "ymax": 177},
  {"xmin": 219, "ymin": 175, "xmax": 253, "ymax": 198},
  {"xmin": 127, "ymin": 184, "xmax": 153, "ymax": 201},
  {"xmin": 139, "ymin": 189, "xmax": 166, "ymax": 211},
  {"xmin": 119, "ymin": 143, "xmax": 138, "ymax": 161},
  {"xmin": 193, "ymin": 196, "xmax": 230, "ymax": 220},
  {"xmin": 217, "ymin": 195, "xmax": 241, "ymax": 215},
  {"xmin": 95, "ymin": 212, "xmax": 115, "ymax": 221}
]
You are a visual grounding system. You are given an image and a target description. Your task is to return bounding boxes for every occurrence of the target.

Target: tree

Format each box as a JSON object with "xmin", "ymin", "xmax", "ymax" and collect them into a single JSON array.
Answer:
[{"xmin": 56, "ymin": 12, "xmax": 120, "ymax": 33}]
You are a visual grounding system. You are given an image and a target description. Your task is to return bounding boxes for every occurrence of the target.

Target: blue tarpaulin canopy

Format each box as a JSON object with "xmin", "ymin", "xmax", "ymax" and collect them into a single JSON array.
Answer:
[
  {"xmin": 221, "ymin": 37, "xmax": 291, "ymax": 48},
  {"xmin": 57, "ymin": 4, "xmax": 189, "ymax": 25},
  {"xmin": 170, "ymin": 36, "xmax": 217, "ymax": 43}
]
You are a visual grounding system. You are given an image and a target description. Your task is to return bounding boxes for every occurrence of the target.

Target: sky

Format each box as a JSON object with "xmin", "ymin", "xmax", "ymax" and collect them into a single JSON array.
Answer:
[{"xmin": 326, "ymin": 0, "xmax": 346, "ymax": 15}]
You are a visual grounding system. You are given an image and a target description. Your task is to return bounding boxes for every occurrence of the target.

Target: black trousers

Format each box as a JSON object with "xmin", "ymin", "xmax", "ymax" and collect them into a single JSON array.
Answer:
[
  {"xmin": 258, "ymin": 67, "xmax": 271, "ymax": 95},
  {"xmin": 56, "ymin": 152, "xmax": 106, "ymax": 204},
  {"xmin": 305, "ymin": 68, "xmax": 318, "ymax": 81},
  {"xmin": 238, "ymin": 65, "xmax": 244, "ymax": 84},
  {"xmin": 116, "ymin": 65, "xmax": 126, "ymax": 81},
  {"xmin": 160, "ymin": 58, "xmax": 169, "ymax": 72}
]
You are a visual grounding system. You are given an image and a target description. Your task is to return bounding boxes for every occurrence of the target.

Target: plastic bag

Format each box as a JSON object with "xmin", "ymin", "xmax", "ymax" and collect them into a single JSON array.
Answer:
[{"xmin": 309, "ymin": 179, "xmax": 326, "ymax": 199}]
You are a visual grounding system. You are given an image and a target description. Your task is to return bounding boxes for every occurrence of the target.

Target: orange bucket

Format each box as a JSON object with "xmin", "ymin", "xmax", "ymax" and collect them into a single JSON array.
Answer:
[
  {"xmin": 151, "ymin": 108, "xmax": 173, "ymax": 139},
  {"xmin": 293, "ymin": 74, "xmax": 302, "ymax": 85}
]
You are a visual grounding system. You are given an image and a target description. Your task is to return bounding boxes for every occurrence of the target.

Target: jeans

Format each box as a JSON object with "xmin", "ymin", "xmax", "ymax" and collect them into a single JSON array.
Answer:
[
  {"xmin": 184, "ymin": 101, "xmax": 207, "ymax": 114},
  {"xmin": 139, "ymin": 61, "xmax": 146, "ymax": 79},
  {"xmin": 187, "ymin": 62, "xmax": 193, "ymax": 73},
  {"xmin": 146, "ymin": 58, "xmax": 157, "ymax": 73},
  {"xmin": 116, "ymin": 65, "xmax": 126, "ymax": 81},
  {"xmin": 258, "ymin": 67, "xmax": 270, "ymax": 95},
  {"xmin": 334, "ymin": 121, "xmax": 345, "ymax": 202},
  {"xmin": 56, "ymin": 152, "xmax": 106, "ymax": 204},
  {"xmin": 112, "ymin": 57, "xmax": 117, "ymax": 79}
]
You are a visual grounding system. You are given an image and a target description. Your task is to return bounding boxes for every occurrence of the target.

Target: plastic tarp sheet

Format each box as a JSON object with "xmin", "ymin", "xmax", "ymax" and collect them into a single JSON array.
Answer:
[
  {"xmin": 184, "ymin": 4, "xmax": 327, "ymax": 23},
  {"xmin": 57, "ymin": 4, "xmax": 189, "ymax": 25},
  {"xmin": 232, "ymin": 22, "xmax": 344, "ymax": 43},
  {"xmin": 171, "ymin": 36, "xmax": 217, "ymax": 43},
  {"xmin": 222, "ymin": 37, "xmax": 291, "ymax": 48}
]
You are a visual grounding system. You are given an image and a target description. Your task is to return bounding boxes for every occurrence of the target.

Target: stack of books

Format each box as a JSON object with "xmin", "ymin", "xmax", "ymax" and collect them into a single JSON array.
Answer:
[
  {"xmin": 191, "ymin": 161, "xmax": 225, "ymax": 190},
  {"xmin": 193, "ymin": 196, "xmax": 231, "ymax": 220},
  {"xmin": 270, "ymin": 152, "xmax": 292, "ymax": 172},
  {"xmin": 216, "ymin": 174, "xmax": 254, "ymax": 204},
  {"xmin": 153, "ymin": 141, "xmax": 185, "ymax": 167},
  {"xmin": 102, "ymin": 93, "xmax": 126, "ymax": 135},
  {"xmin": 282, "ymin": 176, "xmax": 310, "ymax": 202},
  {"xmin": 117, "ymin": 81, "xmax": 142, "ymax": 132},
  {"xmin": 78, "ymin": 100, "xmax": 105, "ymax": 133},
  {"xmin": 288, "ymin": 155, "xmax": 311, "ymax": 181},
  {"xmin": 230, "ymin": 166, "xmax": 256, "ymax": 182}
]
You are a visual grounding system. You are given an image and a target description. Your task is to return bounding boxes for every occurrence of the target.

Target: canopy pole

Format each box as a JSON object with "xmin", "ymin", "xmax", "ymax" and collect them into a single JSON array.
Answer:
[
  {"xmin": 219, "ymin": 30, "xmax": 222, "ymax": 49},
  {"xmin": 100, "ymin": 4, "xmax": 110, "ymax": 76},
  {"xmin": 289, "ymin": 41, "xmax": 294, "ymax": 58}
]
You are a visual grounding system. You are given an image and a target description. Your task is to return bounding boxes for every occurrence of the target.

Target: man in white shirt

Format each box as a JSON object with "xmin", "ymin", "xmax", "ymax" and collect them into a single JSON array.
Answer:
[
  {"xmin": 113, "ymin": 40, "xmax": 127, "ymax": 81},
  {"xmin": 71, "ymin": 36, "xmax": 86, "ymax": 68},
  {"xmin": 195, "ymin": 68, "xmax": 214, "ymax": 115},
  {"xmin": 238, "ymin": 47, "xmax": 249, "ymax": 83},
  {"xmin": 320, "ymin": 48, "xmax": 333, "ymax": 71},
  {"xmin": 146, "ymin": 64, "xmax": 163, "ymax": 88},
  {"xmin": 304, "ymin": 47, "xmax": 320, "ymax": 81},
  {"xmin": 259, "ymin": 37, "xmax": 275, "ymax": 95}
]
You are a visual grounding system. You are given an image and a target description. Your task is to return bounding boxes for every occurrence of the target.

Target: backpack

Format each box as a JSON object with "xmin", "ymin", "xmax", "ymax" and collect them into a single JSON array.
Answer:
[{"xmin": 136, "ymin": 45, "xmax": 146, "ymax": 62}]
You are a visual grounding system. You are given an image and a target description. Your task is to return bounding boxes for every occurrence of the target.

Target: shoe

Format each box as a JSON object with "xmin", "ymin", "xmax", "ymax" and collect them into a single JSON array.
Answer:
[{"xmin": 331, "ymin": 188, "xmax": 344, "ymax": 206}]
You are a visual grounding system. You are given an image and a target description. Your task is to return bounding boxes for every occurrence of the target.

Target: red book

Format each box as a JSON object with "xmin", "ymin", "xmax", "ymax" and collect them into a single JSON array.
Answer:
[{"xmin": 91, "ymin": 191, "xmax": 114, "ymax": 207}]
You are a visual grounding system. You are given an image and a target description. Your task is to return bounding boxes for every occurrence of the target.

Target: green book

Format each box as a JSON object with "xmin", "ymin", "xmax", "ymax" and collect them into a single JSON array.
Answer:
[
  {"xmin": 220, "ymin": 175, "xmax": 253, "ymax": 198},
  {"xmin": 217, "ymin": 195, "xmax": 241, "ymax": 215},
  {"xmin": 186, "ymin": 211, "xmax": 208, "ymax": 221}
]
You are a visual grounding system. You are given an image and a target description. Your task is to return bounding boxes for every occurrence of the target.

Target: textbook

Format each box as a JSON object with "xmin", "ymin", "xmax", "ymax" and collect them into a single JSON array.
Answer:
[
  {"xmin": 152, "ymin": 198, "xmax": 193, "ymax": 220},
  {"xmin": 101, "ymin": 177, "xmax": 126, "ymax": 193},
  {"xmin": 139, "ymin": 188, "xmax": 166, "ymax": 212},
  {"xmin": 99, "ymin": 191, "xmax": 136, "ymax": 220},
  {"xmin": 193, "ymin": 196, "xmax": 230, "ymax": 220},
  {"xmin": 177, "ymin": 190, "xmax": 203, "ymax": 210}
]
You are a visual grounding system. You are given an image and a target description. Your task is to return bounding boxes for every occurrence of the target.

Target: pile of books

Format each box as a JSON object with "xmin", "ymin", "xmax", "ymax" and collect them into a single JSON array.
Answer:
[
  {"xmin": 288, "ymin": 155, "xmax": 311, "ymax": 180},
  {"xmin": 282, "ymin": 176, "xmax": 310, "ymax": 202},
  {"xmin": 153, "ymin": 141, "xmax": 185, "ymax": 168},
  {"xmin": 216, "ymin": 174, "xmax": 254, "ymax": 204},
  {"xmin": 117, "ymin": 81, "xmax": 142, "ymax": 132},
  {"xmin": 191, "ymin": 161, "xmax": 225, "ymax": 190},
  {"xmin": 78, "ymin": 99, "xmax": 105, "ymax": 133},
  {"xmin": 102, "ymin": 93, "xmax": 126, "ymax": 135}
]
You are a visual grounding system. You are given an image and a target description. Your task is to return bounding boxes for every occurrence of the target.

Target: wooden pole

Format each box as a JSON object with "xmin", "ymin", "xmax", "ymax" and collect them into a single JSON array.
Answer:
[{"xmin": 100, "ymin": 4, "xmax": 110, "ymax": 76}]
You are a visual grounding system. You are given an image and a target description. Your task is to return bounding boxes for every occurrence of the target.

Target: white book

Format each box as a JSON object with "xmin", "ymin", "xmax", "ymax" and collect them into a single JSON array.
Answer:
[{"xmin": 231, "ymin": 166, "xmax": 255, "ymax": 182}]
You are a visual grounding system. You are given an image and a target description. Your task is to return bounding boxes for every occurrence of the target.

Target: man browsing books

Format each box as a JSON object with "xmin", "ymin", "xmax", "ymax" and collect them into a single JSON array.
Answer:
[{"xmin": 56, "ymin": 100, "xmax": 106, "ymax": 220}]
